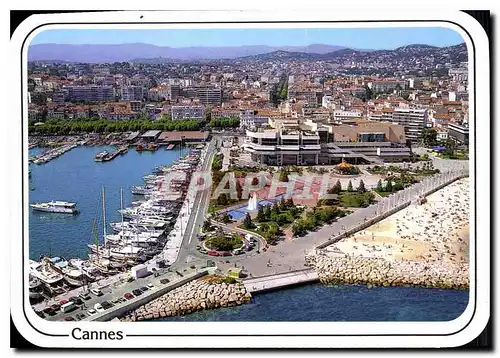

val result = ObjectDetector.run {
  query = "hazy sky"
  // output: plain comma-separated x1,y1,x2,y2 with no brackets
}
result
31,27,464,49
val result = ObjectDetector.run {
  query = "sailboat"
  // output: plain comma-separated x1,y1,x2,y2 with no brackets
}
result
87,186,124,275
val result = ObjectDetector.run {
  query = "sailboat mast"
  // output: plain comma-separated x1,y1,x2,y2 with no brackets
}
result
102,186,107,244
120,187,124,226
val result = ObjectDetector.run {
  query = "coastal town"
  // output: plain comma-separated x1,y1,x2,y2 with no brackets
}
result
27,39,470,322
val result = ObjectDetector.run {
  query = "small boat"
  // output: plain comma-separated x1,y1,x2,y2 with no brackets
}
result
165,144,175,150
147,144,159,151
136,145,144,152
94,150,109,162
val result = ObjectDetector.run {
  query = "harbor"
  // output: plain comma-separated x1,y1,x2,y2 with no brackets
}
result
28,142,204,310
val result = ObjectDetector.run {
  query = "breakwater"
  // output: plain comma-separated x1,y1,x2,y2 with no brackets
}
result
306,254,469,289
120,277,252,321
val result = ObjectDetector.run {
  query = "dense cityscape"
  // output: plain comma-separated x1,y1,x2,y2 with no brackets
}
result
27,39,470,324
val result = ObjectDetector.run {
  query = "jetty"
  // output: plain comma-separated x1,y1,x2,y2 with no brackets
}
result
30,144,78,165
243,269,318,293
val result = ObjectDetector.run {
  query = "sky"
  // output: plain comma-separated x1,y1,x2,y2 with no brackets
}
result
30,27,464,49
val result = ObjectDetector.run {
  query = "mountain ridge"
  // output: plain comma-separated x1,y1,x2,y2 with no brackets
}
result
27,42,464,63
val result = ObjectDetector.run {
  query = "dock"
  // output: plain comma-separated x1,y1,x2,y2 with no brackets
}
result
243,269,319,293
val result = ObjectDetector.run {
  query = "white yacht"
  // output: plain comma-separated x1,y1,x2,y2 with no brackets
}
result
29,259,65,295
30,201,79,214
49,257,85,287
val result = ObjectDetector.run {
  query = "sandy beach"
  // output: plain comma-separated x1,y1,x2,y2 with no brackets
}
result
329,178,470,265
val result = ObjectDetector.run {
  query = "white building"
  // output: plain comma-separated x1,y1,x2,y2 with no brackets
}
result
392,108,429,143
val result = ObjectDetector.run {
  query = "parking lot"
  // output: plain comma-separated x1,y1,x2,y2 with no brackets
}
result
37,267,199,322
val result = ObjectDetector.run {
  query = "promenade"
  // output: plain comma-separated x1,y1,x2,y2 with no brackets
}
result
218,169,469,278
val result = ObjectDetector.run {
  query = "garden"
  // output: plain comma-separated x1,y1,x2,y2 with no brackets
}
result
205,234,244,252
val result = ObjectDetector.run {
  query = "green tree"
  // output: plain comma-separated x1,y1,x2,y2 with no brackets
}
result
256,206,266,222
357,180,366,193
279,170,289,182
242,213,255,229
421,128,438,147
347,180,354,192
376,179,383,192
264,205,272,220
279,197,287,211
202,220,212,232
385,180,393,193
220,212,232,224
333,180,342,194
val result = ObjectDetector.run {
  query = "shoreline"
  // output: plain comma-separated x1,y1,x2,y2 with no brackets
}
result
307,178,470,290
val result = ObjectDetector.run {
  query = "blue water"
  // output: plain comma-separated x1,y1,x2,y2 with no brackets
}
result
29,147,470,322
227,210,247,220
160,283,469,322
28,146,185,260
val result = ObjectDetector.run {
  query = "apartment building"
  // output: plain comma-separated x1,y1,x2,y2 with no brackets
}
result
63,85,114,103
171,105,205,120
197,87,222,106
392,108,428,143
121,86,145,101
333,110,363,122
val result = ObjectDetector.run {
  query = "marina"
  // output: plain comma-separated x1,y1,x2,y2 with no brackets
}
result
29,143,202,306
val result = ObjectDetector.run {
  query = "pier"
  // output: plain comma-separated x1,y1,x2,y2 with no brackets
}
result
243,269,318,293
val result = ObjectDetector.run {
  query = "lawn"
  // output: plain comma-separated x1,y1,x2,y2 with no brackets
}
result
338,191,375,208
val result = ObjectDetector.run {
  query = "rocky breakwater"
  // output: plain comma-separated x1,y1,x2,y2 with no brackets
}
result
306,254,469,289
120,277,252,321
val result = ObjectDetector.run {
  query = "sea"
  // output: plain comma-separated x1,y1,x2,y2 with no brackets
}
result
28,145,469,322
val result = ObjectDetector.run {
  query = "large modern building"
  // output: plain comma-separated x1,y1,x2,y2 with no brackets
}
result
447,123,469,145
63,85,114,103
121,86,145,101
392,108,429,143
197,87,222,106
243,119,410,166
171,106,205,120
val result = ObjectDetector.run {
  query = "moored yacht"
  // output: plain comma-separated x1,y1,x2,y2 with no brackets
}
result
49,257,85,287
29,258,65,295
30,201,79,214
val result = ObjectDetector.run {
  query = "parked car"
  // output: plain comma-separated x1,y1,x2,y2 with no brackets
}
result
90,288,103,296
42,307,54,315
76,313,87,320
160,279,170,284
35,310,45,318
69,296,83,305
94,303,105,313
64,316,75,321
221,252,232,257
132,289,142,296
147,283,155,290
59,299,69,305
124,292,135,300
50,304,60,312
101,301,113,310
139,286,149,292
207,250,218,256
87,308,97,316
